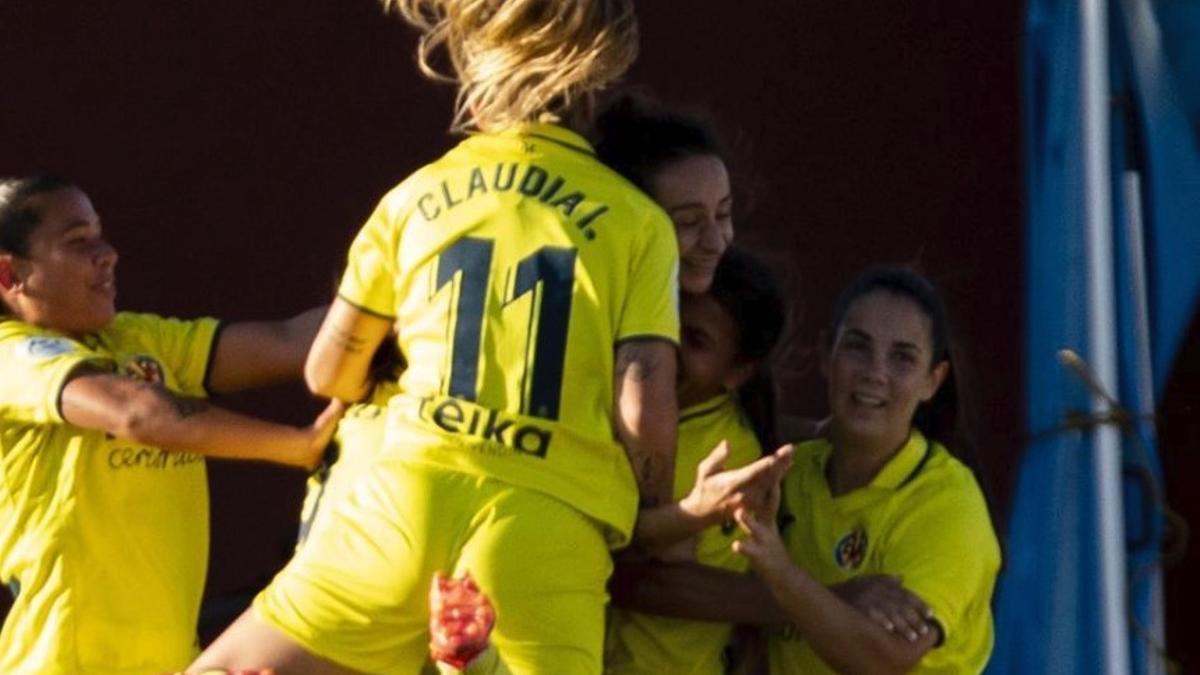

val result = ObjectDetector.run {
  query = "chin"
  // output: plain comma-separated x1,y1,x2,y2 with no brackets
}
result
73,308,116,335
679,271,714,295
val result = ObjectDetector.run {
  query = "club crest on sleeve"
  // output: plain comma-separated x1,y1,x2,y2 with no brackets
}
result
123,355,165,385
834,528,869,570
20,336,76,361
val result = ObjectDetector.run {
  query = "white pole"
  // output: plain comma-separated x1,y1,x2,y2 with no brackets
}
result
1122,169,1165,675
1081,0,1130,671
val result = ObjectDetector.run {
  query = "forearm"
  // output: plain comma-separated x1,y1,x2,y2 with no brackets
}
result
62,374,319,468
760,565,932,674
128,397,315,467
609,560,787,624
613,339,678,506
630,499,709,552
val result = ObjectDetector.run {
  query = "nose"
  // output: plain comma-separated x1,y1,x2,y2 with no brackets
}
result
94,239,118,269
860,351,887,384
698,217,727,253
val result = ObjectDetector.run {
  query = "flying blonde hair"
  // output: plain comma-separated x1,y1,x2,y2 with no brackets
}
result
382,0,638,132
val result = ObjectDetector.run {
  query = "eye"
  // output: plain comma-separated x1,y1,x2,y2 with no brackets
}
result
891,350,918,365
682,327,710,350
843,339,868,352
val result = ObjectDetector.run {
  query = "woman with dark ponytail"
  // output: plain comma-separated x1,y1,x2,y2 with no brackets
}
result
734,266,1001,674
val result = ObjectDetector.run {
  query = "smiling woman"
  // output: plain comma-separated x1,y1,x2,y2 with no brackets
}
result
595,95,734,294
0,176,340,675
732,266,1002,674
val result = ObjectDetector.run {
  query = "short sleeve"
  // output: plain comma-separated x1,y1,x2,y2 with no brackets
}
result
0,326,110,425
107,313,221,397
337,200,399,319
616,210,679,344
881,473,1000,645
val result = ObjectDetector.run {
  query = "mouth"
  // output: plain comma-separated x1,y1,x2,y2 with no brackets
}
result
92,276,116,296
850,392,887,409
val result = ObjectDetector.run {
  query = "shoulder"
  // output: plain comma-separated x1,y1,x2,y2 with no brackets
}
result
894,443,998,551
0,319,84,359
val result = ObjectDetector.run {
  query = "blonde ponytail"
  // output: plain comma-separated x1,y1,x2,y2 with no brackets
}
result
383,0,638,132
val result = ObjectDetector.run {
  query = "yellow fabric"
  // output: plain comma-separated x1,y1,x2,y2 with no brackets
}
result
296,381,398,550
605,393,762,675
768,431,1001,674
0,312,219,675
337,123,680,547
257,461,612,675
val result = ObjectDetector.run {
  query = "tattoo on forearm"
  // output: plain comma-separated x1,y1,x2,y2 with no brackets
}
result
171,395,211,419
628,450,663,507
331,325,368,354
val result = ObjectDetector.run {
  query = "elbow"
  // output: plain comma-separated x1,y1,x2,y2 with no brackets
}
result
109,389,176,444
840,635,924,675
303,358,341,399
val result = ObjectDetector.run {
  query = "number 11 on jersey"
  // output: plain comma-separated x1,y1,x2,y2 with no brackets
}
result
434,236,577,421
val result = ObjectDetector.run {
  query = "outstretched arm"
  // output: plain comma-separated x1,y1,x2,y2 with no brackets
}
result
206,305,329,394
631,442,794,553
62,369,342,469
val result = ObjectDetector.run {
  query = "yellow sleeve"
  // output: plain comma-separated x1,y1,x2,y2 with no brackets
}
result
337,199,399,319
0,326,109,425
616,211,680,343
109,313,221,397
882,472,1000,644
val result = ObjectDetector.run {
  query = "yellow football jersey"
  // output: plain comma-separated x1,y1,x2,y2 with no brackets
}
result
338,122,680,546
604,392,761,675
0,313,218,675
295,381,398,549
768,431,1001,674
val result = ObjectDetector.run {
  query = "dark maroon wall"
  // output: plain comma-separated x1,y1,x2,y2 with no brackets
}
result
0,0,1037,641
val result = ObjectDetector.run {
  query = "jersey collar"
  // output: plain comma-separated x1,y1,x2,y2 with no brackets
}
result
679,391,735,424
500,123,596,157
815,428,931,495
867,429,930,490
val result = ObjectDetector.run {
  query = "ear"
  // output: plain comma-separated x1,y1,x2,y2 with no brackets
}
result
0,255,16,291
921,361,951,402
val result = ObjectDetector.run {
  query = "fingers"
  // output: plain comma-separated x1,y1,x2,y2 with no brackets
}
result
696,440,730,478
721,451,789,492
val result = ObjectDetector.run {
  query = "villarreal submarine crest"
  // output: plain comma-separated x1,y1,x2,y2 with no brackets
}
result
123,355,165,385
834,527,869,570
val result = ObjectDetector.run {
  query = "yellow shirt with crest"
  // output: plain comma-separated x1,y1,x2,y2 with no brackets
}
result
605,392,761,675
337,123,680,547
768,430,1001,674
0,313,219,675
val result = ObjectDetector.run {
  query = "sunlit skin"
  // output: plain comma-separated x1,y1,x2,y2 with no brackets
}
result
821,290,949,495
649,154,733,294
0,187,117,337
676,292,751,409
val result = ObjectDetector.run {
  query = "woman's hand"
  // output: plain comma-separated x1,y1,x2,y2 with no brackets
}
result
293,399,347,470
832,575,935,644
679,442,794,527
730,483,793,585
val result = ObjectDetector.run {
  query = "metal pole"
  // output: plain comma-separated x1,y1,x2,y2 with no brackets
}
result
1123,169,1165,675
1081,0,1130,671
